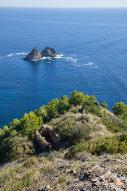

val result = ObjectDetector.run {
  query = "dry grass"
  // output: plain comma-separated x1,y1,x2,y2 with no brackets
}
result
0,157,40,191
0,152,127,191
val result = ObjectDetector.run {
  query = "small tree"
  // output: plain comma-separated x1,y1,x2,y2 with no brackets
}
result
3,125,9,133
57,117,90,145
36,105,47,122
0,129,5,137
101,101,108,109
112,102,127,116
46,99,60,120
2,125,10,138
22,112,42,138
57,96,70,114
0,135,34,163
9,118,21,132
69,91,88,106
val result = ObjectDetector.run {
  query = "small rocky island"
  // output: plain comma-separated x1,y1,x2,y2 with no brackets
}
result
24,47,58,61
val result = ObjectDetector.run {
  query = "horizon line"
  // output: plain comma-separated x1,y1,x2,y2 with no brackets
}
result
0,6,127,9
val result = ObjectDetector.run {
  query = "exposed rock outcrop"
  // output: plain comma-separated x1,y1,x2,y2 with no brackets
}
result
24,47,42,61
35,131,51,151
24,47,58,61
35,125,61,151
41,47,57,58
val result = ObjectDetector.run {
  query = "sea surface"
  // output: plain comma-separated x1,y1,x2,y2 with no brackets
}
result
0,8,127,127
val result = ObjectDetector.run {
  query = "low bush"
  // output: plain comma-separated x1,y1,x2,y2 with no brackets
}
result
112,102,127,116
83,97,101,116
9,118,21,131
101,101,108,109
69,91,89,106
36,105,48,122
102,114,127,133
67,135,127,158
57,117,91,145
1,91,127,164
117,134,127,143
46,99,60,120
0,135,34,163
57,96,70,114
102,117,122,133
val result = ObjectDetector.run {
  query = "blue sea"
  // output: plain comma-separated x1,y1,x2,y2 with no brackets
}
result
0,8,127,127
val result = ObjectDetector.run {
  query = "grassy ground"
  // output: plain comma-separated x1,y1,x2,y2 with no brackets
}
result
0,151,127,191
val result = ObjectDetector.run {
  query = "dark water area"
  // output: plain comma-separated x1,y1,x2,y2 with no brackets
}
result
0,8,127,126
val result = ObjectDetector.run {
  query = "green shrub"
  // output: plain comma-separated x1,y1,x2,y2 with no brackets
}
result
57,117,90,145
71,108,78,114
112,102,127,116
2,91,127,164
46,99,60,120
57,96,70,114
37,96,70,121
101,101,108,109
69,91,101,116
67,136,127,158
69,91,89,106
9,118,21,130
10,130,18,136
36,105,47,122
102,117,123,133
117,134,127,143
3,125,9,132
0,120,21,140
2,125,10,137
102,112,127,132
0,135,34,163
83,97,101,116
21,112,42,138
0,128,5,137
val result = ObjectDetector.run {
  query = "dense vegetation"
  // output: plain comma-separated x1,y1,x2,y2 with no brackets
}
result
0,91,127,164
67,134,127,158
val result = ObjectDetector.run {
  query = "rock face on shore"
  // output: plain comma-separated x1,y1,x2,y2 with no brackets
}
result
24,47,42,61
24,47,58,61
41,47,57,58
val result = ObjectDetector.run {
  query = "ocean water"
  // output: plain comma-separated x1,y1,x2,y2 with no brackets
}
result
0,8,127,127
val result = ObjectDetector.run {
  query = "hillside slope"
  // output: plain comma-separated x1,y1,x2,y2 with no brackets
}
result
0,91,127,191
0,151,127,191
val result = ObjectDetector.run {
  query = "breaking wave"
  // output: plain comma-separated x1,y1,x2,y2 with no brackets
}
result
67,60,97,68
5,51,77,64
4,51,97,68
85,61,95,66
29,54,77,63
64,56,77,63
6,52,28,57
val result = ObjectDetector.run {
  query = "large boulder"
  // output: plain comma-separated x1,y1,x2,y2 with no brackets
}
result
24,47,42,61
41,47,57,58
35,131,51,151
35,125,61,152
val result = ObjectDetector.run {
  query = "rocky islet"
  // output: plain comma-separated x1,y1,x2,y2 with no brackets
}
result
24,47,58,61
